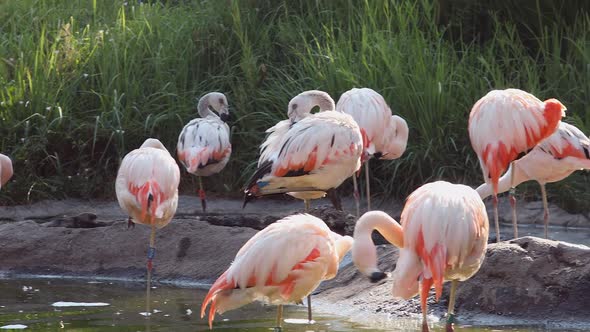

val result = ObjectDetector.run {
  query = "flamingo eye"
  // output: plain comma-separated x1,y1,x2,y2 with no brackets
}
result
291,104,298,110
219,98,224,105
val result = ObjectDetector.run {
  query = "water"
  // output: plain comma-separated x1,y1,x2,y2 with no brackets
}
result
0,278,584,332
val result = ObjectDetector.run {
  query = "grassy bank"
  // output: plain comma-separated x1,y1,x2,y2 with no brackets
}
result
0,0,589,211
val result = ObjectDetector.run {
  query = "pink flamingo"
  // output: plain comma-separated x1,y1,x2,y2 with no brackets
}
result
0,154,13,189
468,88,565,241
115,138,180,314
477,122,590,238
336,88,408,215
201,214,353,330
177,92,231,212
352,181,489,332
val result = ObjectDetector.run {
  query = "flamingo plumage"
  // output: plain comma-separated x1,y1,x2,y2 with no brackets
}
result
201,214,353,330
0,153,13,189
476,122,590,239
244,101,364,208
336,88,408,216
177,92,231,212
468,88,565,241
115,138,180,315
352,181,489,332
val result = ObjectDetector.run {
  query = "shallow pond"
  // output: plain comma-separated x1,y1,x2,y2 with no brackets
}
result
0,278,584,331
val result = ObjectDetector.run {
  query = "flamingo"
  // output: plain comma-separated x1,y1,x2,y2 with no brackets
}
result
177,92,231,212
244,99,365,212
0,154,13,189
468,88,565,242
336,88,409,216
352,181,489,332
115,138,180,315
200,213,353,330
476,122,590,239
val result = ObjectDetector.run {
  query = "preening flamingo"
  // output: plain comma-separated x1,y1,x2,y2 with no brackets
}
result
244,102,364,211
201,214,353,330
0,154,13,189
477,122,590,239
177,92,231,212
115,138,180,314
468,88,565,241
336,88,408,216
352,181,489,332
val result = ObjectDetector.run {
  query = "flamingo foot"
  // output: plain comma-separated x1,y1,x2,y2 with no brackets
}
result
446,314,455,332
127,217,134,229
199,189,207,213
422,321,429,332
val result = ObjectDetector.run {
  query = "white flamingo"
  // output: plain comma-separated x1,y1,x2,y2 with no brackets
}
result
258,90,337,208
476,122,590,238
177,92,231,212
336,88,408,215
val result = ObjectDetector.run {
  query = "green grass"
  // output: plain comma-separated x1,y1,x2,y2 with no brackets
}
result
0,0,589,211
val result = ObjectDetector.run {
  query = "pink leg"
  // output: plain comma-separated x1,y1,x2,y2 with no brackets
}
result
492,195,501,242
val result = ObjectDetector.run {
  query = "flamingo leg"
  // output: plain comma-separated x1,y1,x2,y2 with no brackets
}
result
364,159,371,211
127,216,135,229
352,176,360,218
274,304,283,331
446,280,458,332
303,199,313,323
540,183,549,239
509,161,518,239
420,277,434,332
492,194,501,242
146,223,156,317
198,176,207,213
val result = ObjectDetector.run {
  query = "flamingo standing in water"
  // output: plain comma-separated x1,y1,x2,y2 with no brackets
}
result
115,138,180,315
177,92,231,212
201,214,353,330
352,181,489,332
476,122,590,239
468,88,565,241
336,88,409,216
0,154,13,189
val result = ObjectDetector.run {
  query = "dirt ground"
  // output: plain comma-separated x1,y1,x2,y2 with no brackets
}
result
1,195,589,330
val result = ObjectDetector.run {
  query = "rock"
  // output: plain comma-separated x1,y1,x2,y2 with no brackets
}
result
44,213,109,228
314,236,590,328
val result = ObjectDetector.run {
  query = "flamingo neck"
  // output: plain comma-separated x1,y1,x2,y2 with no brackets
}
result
352,211,403,277
197,96,215,118
476,162,528,199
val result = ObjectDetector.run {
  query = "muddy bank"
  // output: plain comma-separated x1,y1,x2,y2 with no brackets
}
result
1,196,590,330
314,237,590,330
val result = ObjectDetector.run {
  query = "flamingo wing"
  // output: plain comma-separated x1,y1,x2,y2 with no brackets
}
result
115,145,180,226
244,111,363,197
177,117,231,174
536,122,590,160
258,119,292,167
201,214,338,327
